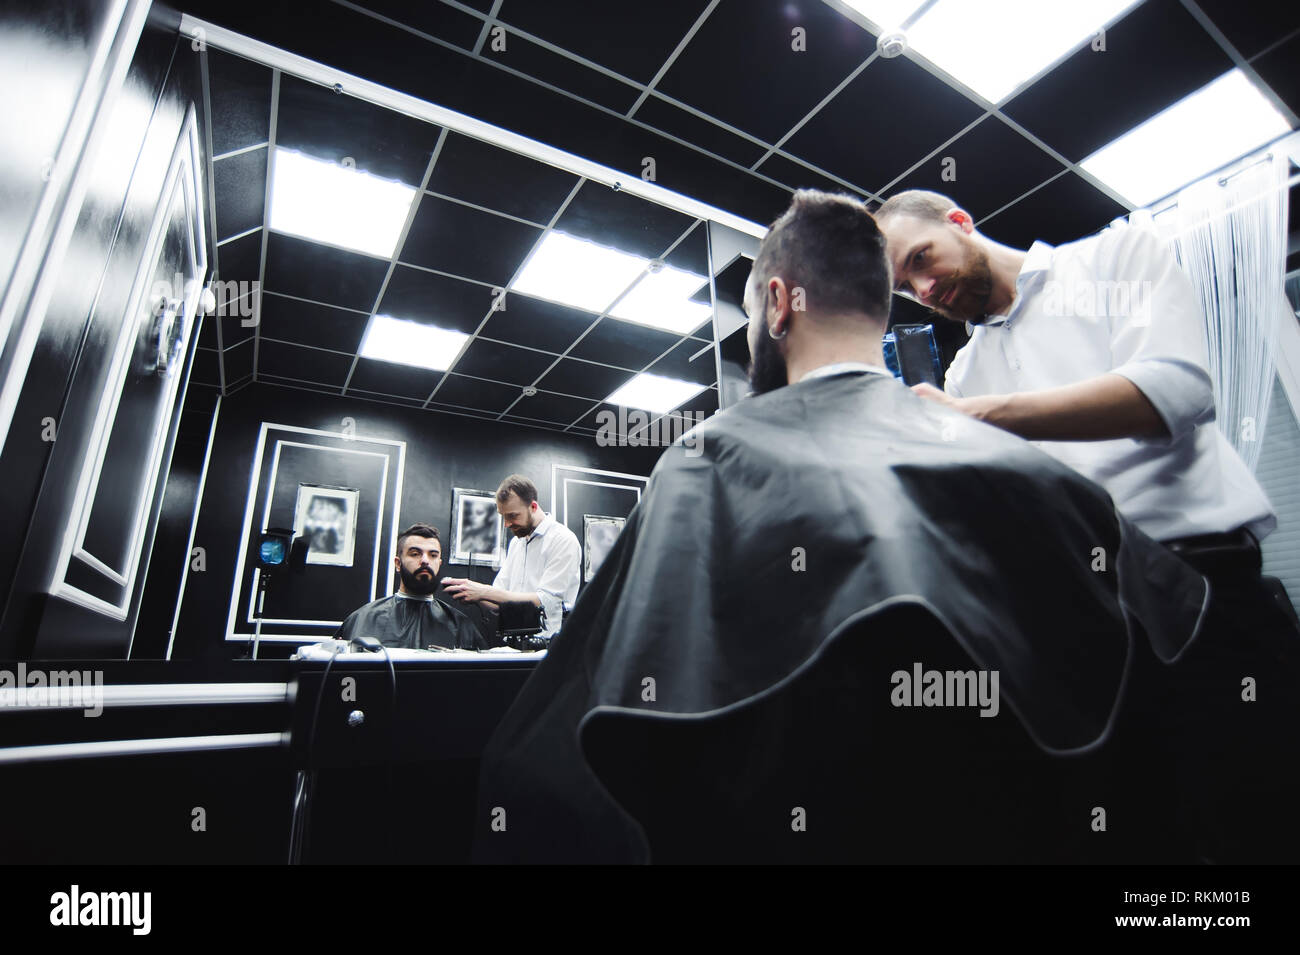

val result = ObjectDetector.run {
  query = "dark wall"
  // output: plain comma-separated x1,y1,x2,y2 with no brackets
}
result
155,382,663,660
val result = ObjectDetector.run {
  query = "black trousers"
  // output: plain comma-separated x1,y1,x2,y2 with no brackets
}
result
1154,534,1300,862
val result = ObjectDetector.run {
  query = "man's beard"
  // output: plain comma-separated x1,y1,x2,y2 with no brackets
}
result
747,327,788,396
933,240,995,325
400,564,438,595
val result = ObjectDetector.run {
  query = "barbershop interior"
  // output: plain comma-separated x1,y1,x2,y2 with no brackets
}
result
1,0,1298,871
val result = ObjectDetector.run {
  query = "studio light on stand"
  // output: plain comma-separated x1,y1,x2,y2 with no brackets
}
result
250,527,307,659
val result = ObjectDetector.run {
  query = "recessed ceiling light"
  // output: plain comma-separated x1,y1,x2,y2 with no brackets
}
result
605,372,708,413
609,265,712,335
268,147,418,258
849,0,1139,104
1080,69,1290,208
359,315,469,371
512,231,647,314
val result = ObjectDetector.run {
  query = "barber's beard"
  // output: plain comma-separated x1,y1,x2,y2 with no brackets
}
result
935,241,995,325
747,328,788,396
400,564,438,596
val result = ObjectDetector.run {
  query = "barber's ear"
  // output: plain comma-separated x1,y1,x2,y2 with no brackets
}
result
947,208,974,233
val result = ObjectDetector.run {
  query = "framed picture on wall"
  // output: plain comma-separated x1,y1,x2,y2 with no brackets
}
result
451,487,503,566
293,484,360,567
583,515,626,582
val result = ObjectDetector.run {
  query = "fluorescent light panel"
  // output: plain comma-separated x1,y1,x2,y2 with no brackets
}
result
1080,69,1290,208
848,0,1139,104
269,147,418,258
606,373,707,413
360,315,469,371
513,231,711,334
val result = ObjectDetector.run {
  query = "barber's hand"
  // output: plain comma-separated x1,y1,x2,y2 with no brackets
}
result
911,382,1002,425
440,577,489,603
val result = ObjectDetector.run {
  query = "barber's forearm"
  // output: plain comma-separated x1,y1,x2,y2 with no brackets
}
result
485,587,540,606
979,374,1170,441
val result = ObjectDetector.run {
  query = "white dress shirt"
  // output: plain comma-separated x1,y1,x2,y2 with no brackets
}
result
492,512,580,637
945,225,1275,542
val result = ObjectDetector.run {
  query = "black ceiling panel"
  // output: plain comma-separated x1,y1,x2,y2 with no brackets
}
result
205,48,271,156
1252,33,1300,118
554,180,696,258
497,0,712,85
426,132,579,225
754,151,867,199
655,0,875,145
346,357,443,399
348,0,486,51
258,293,367,354
215,228,261,283
506,389,598,426
452,337,556,385
257,339,354,386
1001,0,1234,163
400,195,543,285
262,232,390,312
483,28,641,114
645,337,716,387
222,336,254,385
1190,0,1300,60
632,95,769,168
536,358,633,400
377,264,493,334
432,374,521,413
568,317,683,370
478,292,599,353
883,115,1066,220
784,54,984,194
662,220,711,276
191,347,220,387
274,72,442,186
977,172,1129,250
211,148,266,240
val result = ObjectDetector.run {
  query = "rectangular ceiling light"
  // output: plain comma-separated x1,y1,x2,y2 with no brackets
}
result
269,147,418,258
606,372,708,414
512,231,648,314
359,315,470,371
849,0,1139,104
608,265,713,335
1080,69,1291,208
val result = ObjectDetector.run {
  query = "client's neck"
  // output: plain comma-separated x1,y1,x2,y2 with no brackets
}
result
786,327,887,386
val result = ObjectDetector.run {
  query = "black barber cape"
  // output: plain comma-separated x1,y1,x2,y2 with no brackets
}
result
474,370,1208,863
335,592,486,651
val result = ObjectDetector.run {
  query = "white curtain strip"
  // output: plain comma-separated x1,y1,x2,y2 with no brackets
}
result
1134,152,1292,473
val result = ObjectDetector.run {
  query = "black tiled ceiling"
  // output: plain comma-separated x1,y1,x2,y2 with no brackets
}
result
1001,0,1234,163
191,0,1297,436
885,115,1065,221
654,0,875,145
211,147,265,239
496,0,711,85
377,264,493,334
783,53,984,193
400,195,543,284
427,132,579,224
262,233,389,311
346,357,442,399
205,48,271,155
275,73,442,185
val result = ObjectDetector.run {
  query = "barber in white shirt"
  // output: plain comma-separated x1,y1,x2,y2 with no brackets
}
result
441,474,580,640
876,188,1299,862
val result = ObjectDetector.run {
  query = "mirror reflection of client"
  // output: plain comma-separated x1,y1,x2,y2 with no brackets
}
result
334,523,486,650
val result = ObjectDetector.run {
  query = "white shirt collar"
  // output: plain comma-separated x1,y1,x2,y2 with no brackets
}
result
801,361,894,382
980,240,1054,329
526,512,553,541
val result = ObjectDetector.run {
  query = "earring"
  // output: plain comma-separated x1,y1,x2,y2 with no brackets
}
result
768,324,787,341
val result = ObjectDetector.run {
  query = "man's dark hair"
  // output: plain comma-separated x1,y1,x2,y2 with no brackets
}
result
496,474,539,507
875,189,959,227
396,522,440,554
746,189,892,320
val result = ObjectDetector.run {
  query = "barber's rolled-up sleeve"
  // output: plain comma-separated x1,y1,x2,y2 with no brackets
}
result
535,532,580,625
1103,227,1216,442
